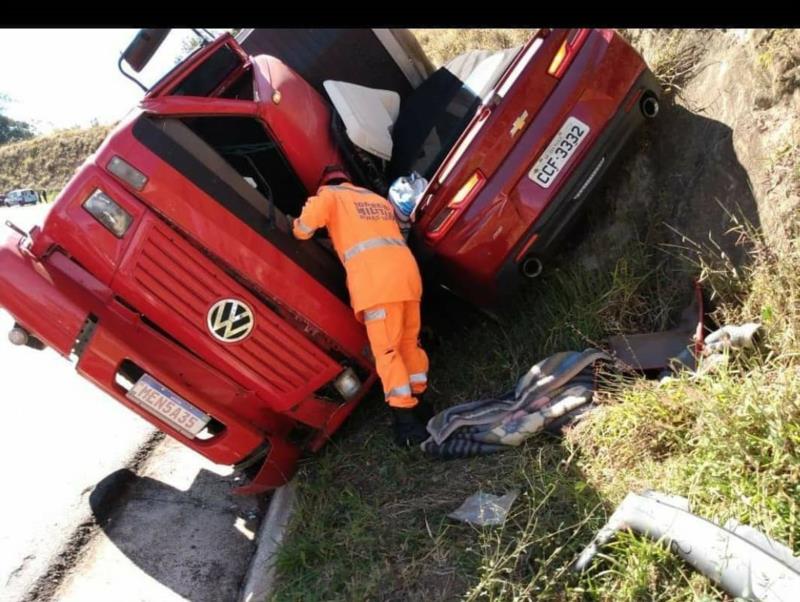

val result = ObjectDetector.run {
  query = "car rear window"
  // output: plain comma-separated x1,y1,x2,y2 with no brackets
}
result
389,68,481,181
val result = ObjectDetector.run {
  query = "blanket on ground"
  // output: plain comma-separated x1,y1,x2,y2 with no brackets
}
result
421,349,610,458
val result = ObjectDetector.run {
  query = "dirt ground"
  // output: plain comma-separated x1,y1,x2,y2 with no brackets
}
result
577,29,800,275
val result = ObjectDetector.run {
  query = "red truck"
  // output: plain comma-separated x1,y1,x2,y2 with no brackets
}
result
0,29,659,493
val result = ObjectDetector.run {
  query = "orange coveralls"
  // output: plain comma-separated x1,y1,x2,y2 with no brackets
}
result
292,183,428,408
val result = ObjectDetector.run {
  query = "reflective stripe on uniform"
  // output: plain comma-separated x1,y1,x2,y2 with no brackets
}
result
385,384,412,399
326,184,374,195
295,219,314,234
409,372,427,384
343,237,406,262
363,308,387,322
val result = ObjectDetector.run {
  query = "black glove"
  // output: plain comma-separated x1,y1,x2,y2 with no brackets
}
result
392,407,429,448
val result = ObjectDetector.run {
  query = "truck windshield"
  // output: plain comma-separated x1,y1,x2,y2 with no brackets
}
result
389,68,481,181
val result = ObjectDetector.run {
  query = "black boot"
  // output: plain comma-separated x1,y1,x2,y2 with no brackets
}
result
412,397,435,424
392,407,429,448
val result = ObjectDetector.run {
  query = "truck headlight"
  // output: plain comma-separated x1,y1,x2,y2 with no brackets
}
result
82,189,133,238
334,368,361,400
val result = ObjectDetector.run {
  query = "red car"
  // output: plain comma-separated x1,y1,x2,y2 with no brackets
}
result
398,28,659,305
0,29,657,493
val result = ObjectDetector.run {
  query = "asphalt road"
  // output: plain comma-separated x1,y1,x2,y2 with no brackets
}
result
1,204,263,602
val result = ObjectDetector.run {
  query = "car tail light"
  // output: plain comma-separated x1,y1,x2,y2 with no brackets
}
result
547,29,590,78
427,171,486,237
448,171,485,207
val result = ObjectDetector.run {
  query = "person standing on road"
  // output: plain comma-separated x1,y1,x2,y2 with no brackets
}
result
292,173,432,447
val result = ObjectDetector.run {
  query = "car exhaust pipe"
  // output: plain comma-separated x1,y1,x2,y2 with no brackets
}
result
520,255,543,279
640,94,659,119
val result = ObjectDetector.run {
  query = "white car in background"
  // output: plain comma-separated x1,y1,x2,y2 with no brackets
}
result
3,189,40,206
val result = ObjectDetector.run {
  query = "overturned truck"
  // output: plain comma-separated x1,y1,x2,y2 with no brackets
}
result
0,28,659,493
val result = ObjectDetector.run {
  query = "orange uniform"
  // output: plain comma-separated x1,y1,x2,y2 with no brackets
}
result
292,183,428,408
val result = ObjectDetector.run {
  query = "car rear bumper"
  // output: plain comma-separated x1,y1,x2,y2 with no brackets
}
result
494,68,662,295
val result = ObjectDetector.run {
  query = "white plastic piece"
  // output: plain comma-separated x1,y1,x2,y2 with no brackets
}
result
448,490,519,527
574,490,800,601
323,80,400,161
444,46,521,100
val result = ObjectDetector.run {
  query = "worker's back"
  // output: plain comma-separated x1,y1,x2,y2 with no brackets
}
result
297,183,422,314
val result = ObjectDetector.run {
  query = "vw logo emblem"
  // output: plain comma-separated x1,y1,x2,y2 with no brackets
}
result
207,299,255,343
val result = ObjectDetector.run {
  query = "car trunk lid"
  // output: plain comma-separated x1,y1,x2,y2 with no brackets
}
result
412,29,587,239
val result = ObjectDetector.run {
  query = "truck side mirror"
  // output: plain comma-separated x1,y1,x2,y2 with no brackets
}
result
122,29,170,73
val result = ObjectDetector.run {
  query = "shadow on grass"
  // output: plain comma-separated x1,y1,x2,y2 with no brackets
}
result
569,98,761,288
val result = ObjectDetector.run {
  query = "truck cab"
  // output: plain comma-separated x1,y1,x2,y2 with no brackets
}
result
1,33,380,494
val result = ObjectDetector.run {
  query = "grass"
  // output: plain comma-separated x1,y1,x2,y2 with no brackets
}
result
270,208,800,600
645,30,702,97
0,124,112,192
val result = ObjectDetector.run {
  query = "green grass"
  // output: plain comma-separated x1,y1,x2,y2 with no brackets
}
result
270,216,800,601
0,124,112,191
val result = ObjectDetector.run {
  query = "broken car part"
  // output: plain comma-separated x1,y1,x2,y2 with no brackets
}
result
609,280,704,371
573,490,800,601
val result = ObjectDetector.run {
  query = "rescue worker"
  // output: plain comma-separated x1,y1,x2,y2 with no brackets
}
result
292,173,432,447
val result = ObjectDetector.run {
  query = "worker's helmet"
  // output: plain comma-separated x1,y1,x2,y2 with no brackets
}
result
319,165,350,187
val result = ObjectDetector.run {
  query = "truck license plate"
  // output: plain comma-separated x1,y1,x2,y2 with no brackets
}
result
126,373,211,439
528,116,590,189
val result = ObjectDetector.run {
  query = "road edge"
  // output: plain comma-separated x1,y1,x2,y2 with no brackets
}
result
18,430,164,602
238,481,297,602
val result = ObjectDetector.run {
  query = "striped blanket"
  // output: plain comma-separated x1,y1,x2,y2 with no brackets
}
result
421,349,610,458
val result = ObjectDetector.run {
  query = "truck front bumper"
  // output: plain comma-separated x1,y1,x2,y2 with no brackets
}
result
0,233,375,494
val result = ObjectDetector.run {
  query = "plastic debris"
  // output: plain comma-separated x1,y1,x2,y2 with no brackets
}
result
448,490,520,527
661,322,761,380
388,172,427,238
609,280,704,371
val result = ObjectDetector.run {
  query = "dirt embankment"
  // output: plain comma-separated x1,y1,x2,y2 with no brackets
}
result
0,124,113,192
576,29,800,272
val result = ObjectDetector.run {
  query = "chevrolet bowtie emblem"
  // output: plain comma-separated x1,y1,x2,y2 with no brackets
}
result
510,110,529,137
207,299,255,343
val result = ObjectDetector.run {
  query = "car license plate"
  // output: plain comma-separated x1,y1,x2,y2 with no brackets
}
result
126,373,211,439
528,116,591,189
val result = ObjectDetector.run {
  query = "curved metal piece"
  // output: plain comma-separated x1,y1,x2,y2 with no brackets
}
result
232,436,301,496
573,490,800,601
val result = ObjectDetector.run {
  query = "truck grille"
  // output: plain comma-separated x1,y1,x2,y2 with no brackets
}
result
129,222,339,398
